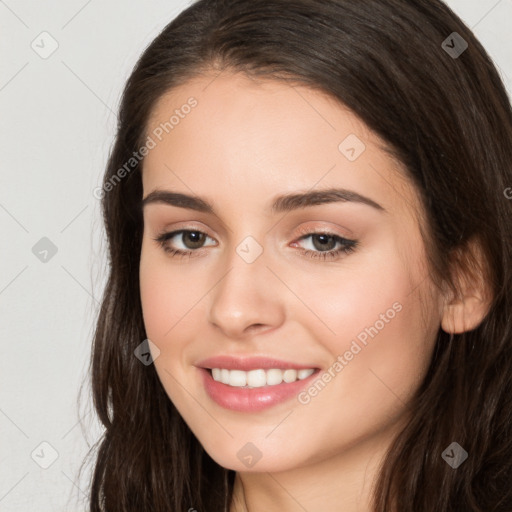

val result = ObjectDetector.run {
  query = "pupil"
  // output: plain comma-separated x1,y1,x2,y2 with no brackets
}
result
313,234,335,251
185,231,205,248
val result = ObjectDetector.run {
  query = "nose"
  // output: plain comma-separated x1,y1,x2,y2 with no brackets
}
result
207,246,286,339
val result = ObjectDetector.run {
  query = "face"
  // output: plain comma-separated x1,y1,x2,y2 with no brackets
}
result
139,71,443,473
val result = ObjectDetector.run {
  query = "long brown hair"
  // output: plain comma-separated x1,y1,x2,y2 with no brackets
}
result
79,1,512,510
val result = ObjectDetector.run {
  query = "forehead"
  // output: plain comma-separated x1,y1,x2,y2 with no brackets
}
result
142,71,421,221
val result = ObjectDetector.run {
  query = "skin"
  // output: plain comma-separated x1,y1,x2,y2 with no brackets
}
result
139,71,489,511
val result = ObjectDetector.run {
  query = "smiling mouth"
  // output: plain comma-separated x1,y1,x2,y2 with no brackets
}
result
205,367,320,388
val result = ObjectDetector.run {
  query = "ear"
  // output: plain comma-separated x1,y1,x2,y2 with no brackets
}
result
441,237,493,334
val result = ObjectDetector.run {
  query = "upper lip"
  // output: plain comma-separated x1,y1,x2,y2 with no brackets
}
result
196,355,320,371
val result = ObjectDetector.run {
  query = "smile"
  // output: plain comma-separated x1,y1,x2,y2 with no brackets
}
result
210,368,316,388
199,367,321,412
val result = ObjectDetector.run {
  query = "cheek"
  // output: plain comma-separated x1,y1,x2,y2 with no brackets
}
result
289,240,412,339
139,249,203,408
297,241,434,398
139,244,203,342
284,258,436,456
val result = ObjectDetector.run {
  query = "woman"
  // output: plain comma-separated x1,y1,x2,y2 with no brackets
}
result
82,0,512,510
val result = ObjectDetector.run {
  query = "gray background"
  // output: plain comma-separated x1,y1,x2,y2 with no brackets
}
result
1,0,511,510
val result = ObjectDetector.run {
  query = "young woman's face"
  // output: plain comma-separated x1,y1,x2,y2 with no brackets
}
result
139,71,443,472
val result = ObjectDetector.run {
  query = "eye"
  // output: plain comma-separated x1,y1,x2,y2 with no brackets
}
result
153,229,216,258
152,228,358,261
291,229,358,261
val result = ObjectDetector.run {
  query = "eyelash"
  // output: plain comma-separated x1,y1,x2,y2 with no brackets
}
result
153,227,358,261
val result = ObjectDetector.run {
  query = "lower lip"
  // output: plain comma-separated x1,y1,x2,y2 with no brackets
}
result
199,367,320,412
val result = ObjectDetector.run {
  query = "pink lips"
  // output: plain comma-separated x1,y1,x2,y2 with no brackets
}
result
196,354,319,371
196,355,320,412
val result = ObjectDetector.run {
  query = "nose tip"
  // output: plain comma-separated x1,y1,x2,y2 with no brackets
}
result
210,312,272,339
207,262,286,339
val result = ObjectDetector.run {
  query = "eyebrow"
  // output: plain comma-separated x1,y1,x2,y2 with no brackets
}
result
141,188,387,214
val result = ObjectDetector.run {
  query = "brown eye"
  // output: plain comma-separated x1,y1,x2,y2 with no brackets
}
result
310,234,338,252
181,231,206,249
153,229,216,257
293,231,358,261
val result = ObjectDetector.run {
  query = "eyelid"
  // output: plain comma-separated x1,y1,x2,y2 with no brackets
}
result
157,221,216,238
293,223,354,240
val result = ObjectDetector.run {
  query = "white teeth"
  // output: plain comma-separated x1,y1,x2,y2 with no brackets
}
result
229,370,247,387
266,368,283,386
220,368,230,384
297,368,315,380
210,368,316,388
247,369,266,387
283,369,297,383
